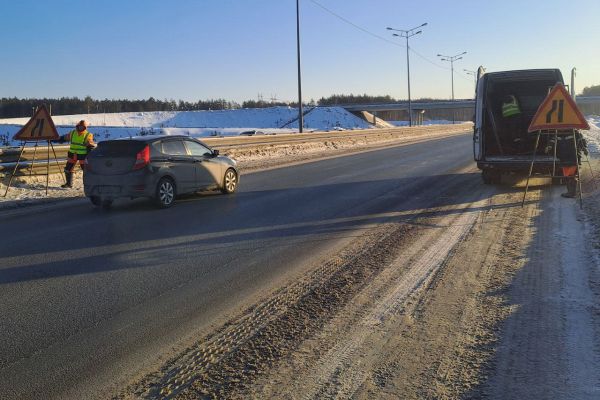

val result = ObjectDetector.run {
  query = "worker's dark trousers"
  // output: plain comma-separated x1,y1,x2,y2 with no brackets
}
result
566,177,579,196
63,152,86,187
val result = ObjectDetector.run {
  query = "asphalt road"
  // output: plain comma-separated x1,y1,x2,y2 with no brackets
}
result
0,133,475,399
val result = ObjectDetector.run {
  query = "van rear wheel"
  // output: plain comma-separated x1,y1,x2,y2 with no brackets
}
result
101,199,113,210
482,169,500,184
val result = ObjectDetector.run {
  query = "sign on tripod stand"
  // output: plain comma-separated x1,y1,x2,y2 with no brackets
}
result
3,105,64,197
522,83,591,208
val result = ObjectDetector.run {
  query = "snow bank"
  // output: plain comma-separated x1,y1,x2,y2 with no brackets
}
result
584,116,600,154
0,106,373,147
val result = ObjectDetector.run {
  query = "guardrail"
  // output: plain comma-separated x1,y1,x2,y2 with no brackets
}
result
1,124,473,177
0,145,69,176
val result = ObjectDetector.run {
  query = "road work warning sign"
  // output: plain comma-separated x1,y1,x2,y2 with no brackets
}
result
13,105,60,141
528,83,590,132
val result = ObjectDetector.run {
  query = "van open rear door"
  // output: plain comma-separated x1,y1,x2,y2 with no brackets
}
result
473,66,486,161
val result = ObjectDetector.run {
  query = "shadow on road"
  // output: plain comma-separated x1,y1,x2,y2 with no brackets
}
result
0,171,531,285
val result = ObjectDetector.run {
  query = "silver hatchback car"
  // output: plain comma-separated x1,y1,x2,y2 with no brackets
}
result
83,135,239,208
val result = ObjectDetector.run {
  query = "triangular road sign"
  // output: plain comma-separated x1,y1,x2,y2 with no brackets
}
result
528,83,590,132
13,105,60,141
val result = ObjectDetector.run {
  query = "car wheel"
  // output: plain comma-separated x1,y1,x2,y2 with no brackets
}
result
155,177,176,208
89,196,101,206
221,168,238,194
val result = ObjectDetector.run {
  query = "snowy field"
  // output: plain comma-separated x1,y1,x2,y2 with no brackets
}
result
0,106,373,147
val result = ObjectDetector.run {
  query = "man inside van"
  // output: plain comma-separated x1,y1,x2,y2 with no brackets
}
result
501,95,522,150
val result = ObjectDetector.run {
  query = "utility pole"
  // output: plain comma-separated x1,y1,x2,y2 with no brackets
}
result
438,51,467,124
571,67,577,100
296,0,304,133
387,23,427,127
463,69,477,89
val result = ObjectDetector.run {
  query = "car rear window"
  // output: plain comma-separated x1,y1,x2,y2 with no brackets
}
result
91,140,147,157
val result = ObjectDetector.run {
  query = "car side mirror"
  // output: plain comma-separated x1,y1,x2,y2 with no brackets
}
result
213,149,220,156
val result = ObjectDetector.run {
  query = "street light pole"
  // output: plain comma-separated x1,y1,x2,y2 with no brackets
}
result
387,23,427,127
463,69,477,87
464,68,477,98
296,0,304,133
437,51,467,124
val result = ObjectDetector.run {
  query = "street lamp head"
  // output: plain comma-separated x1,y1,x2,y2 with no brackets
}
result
437,54,442,57
421,22,428,27
386,27,393,30
415,30,422,35
393,33,400,37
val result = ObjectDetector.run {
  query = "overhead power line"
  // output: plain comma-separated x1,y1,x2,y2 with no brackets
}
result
308,0,473,82
309,0,400,47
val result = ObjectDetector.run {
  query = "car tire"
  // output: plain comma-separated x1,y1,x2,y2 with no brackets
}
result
155,177,176,208
221,168,238,194
89,196,101,206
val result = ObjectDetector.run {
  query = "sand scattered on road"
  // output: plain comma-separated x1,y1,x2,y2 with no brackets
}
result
118,165,538,400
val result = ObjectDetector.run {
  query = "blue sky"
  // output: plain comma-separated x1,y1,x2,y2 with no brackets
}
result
0,0,598,102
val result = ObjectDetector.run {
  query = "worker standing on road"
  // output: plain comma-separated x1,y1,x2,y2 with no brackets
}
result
501,95,523,150
553,131,588,198
59,120,96,188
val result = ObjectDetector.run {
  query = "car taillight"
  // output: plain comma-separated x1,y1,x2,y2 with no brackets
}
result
133,145,150,170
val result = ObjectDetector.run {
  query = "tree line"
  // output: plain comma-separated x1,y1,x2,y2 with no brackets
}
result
0,96,242,119
0,92,514,119
581,85,600,96
1,87,597,119
0,96,312,118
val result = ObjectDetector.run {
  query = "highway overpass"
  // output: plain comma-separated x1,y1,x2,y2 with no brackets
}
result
341,96,600,113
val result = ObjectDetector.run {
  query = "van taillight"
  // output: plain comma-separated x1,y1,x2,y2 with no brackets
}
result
133,145,150,170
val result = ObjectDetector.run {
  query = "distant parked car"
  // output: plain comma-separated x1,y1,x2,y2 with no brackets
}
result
239,130,265,136
83,135,238,209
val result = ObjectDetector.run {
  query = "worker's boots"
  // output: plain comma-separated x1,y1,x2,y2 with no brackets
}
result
561,178,579,198
61,171,73,188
